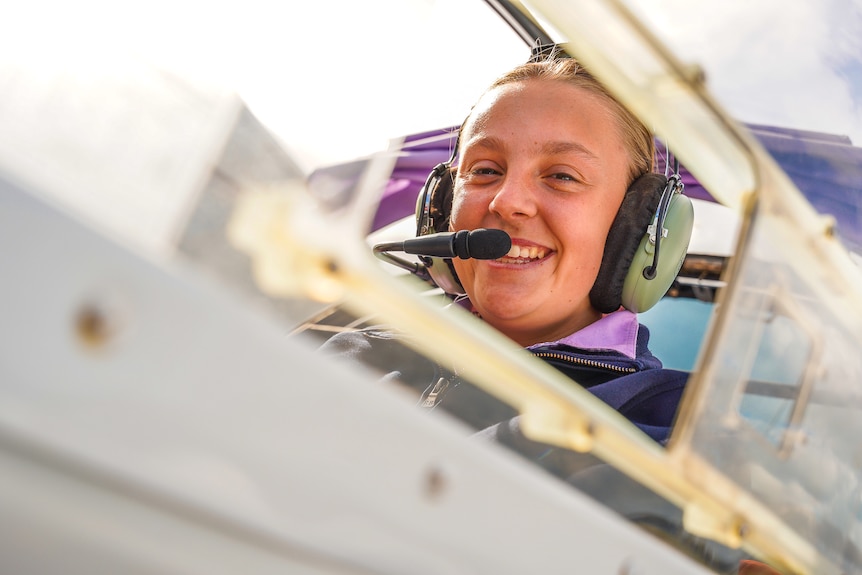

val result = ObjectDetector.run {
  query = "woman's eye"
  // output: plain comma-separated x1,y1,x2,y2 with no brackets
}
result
549,172,577,182
472,167,501,176
461,165,502,182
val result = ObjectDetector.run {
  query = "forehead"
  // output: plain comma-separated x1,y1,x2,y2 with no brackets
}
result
458,80,630,171
461,79,620,141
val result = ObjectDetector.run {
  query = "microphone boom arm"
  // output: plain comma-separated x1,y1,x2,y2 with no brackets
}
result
372,244,433,282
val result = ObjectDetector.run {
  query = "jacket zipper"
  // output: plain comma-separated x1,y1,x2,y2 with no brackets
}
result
421,377,451,408
531,351,637,374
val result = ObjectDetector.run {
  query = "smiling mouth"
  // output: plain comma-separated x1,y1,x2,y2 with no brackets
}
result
497,244,549,264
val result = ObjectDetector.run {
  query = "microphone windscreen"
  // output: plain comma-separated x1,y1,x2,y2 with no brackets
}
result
467,229,512,260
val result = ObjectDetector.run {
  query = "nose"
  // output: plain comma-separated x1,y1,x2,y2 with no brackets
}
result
488,172,538,221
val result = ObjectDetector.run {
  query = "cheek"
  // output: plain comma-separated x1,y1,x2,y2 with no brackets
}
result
449,188,483,230
449,190,465,229
451,257,475,293
555,205,614,268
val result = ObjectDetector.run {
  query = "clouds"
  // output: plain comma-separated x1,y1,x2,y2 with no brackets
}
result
627,0,862,143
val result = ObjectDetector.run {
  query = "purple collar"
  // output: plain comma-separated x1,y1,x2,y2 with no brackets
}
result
526,310,640,359
451,297,640,359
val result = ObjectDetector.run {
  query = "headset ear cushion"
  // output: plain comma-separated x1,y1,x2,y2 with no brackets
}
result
590,173,667,314
423,256,466,296
416,166,465,295
428,167,456,233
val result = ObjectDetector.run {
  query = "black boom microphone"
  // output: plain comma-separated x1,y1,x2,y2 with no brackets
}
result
373,229,512,279
402,229,511,259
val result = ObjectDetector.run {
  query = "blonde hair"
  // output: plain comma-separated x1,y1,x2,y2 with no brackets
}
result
469,58,654,184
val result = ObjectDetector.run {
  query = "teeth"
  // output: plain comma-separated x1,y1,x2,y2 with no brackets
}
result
501,245,548,262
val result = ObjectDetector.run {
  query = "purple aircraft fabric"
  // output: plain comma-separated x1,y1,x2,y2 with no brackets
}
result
371,128,459,233
313,124,862,253
744,124,862,252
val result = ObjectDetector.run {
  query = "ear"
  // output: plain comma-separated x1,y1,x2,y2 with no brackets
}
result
589,173,667,313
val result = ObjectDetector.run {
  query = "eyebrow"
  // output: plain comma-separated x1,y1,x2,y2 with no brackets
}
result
540,140,598,159
465,136,598,160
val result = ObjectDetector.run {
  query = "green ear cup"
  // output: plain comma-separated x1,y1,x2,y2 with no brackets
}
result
620,192,694,313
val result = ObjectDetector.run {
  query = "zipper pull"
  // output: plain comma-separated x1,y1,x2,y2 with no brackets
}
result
421,377,450,408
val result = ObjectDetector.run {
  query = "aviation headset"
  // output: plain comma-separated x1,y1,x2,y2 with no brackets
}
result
413,48,693,314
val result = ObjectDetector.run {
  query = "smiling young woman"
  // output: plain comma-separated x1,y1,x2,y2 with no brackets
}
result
447,57,655,348
324,55,684,441
450,78,633,346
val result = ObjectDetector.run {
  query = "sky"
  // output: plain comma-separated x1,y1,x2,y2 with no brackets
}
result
0,0,525,172
2,0,861,173
629,0,862,143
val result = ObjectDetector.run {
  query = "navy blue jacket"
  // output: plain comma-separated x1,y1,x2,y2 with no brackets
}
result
524,325,688,443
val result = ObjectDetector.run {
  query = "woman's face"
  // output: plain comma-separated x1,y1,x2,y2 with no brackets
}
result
450,79,632,346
